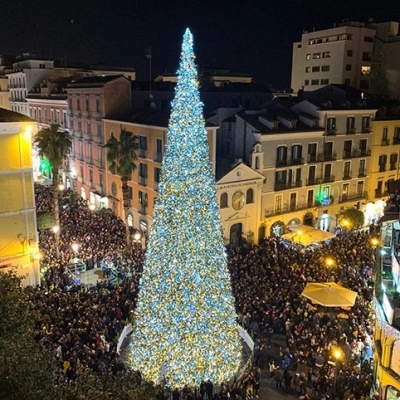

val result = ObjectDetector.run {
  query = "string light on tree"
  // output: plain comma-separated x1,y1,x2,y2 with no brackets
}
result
128,28,241,388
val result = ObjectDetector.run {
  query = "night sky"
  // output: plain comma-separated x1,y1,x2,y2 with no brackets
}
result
1,0,400,88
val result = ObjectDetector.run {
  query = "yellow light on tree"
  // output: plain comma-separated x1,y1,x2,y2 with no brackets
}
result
128,28,241,388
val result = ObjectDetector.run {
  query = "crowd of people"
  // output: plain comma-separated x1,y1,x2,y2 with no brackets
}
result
28,184,379,399
227,233,377,399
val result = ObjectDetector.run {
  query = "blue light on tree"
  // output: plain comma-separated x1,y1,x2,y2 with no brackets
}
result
128,28,241,388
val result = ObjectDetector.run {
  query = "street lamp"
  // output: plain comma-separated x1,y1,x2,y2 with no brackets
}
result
71,243,80,274
88,203,95,211
133,231,142,251
332,348,342,398
297,230,303,245
58,183,65,191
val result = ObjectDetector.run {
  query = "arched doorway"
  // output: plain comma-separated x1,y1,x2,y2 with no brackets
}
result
270,221,285,237
230,223,242,245
303,212,314,226
258,224,266,243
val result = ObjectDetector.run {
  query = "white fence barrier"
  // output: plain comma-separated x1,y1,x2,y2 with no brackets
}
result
117,323,254,355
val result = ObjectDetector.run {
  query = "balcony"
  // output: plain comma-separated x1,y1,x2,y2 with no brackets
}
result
94,159,105,169
139,176,147,186
362,127,371,133
343,172,352,180
81,110,88,117
346,128,356,134
138,149,147,158
93,135,104,144
139,205,147,215
393,137,400,145
83,132,93,141
326,128,337,136
381,139,390,146
342,149,371,159
322,175,335,183
307,154,317,163
375,189,388,198
89,111,102,120
358,170,366,177
274,180,302,191
154,152,163,163
339,191,367,203
320,152,337,162
265,201,319,217
306,178,318,186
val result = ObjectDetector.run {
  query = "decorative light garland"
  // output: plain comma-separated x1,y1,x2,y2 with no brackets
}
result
128,28,241,388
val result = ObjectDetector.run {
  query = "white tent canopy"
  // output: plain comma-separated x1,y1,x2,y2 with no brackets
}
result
281,224,335,247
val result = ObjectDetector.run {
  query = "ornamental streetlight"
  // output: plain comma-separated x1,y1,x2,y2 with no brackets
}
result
332,348,342,397
133,231,142,251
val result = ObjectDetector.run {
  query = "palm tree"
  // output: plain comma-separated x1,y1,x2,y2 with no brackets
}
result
34,124,72,258
104,129,138,246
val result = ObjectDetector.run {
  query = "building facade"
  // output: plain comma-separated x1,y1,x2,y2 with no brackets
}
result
291,21,399,94
103,110,218,237
65,75,132,205
230,98,378,238
0,109,39,286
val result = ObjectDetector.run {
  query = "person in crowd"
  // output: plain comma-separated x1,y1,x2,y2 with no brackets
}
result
31,184,378,399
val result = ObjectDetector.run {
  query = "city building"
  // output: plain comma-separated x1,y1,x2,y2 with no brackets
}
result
368,109,400,220
227,91,378,238
0,108,39,286
65,75,132,205
103,109,218,236
216,161,265,244
373,184,400,398
291,21,399,94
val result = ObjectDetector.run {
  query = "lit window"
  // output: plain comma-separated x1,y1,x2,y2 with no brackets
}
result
361,66,371,75
322,51,331,58
305,67,310,73
306,54,311,60
313,53,321,59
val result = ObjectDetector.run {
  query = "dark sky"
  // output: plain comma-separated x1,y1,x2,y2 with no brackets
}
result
1,0,400,88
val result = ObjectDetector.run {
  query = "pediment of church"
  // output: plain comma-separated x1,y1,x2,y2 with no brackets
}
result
216,162,264,186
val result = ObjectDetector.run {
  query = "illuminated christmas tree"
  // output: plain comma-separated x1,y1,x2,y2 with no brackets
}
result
129,28,241,388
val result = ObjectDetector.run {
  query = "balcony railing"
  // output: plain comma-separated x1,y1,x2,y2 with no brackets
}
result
346,128,356,134
322,175,335,183
154,152,163,163
139,176,147,186
320,152,337,162
358,170,366,177
362,127,372,133
326,128,337,136
265,201,319,217
393,137,400,145
139,205,147,215
94,159,105,169
339,191,367,203
138,149,147,158
381,139,390,146
307,154,317,163
342,172,352,180
375,189,388,198
342,149,371,159
274,180,302,191
93,135,104,144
